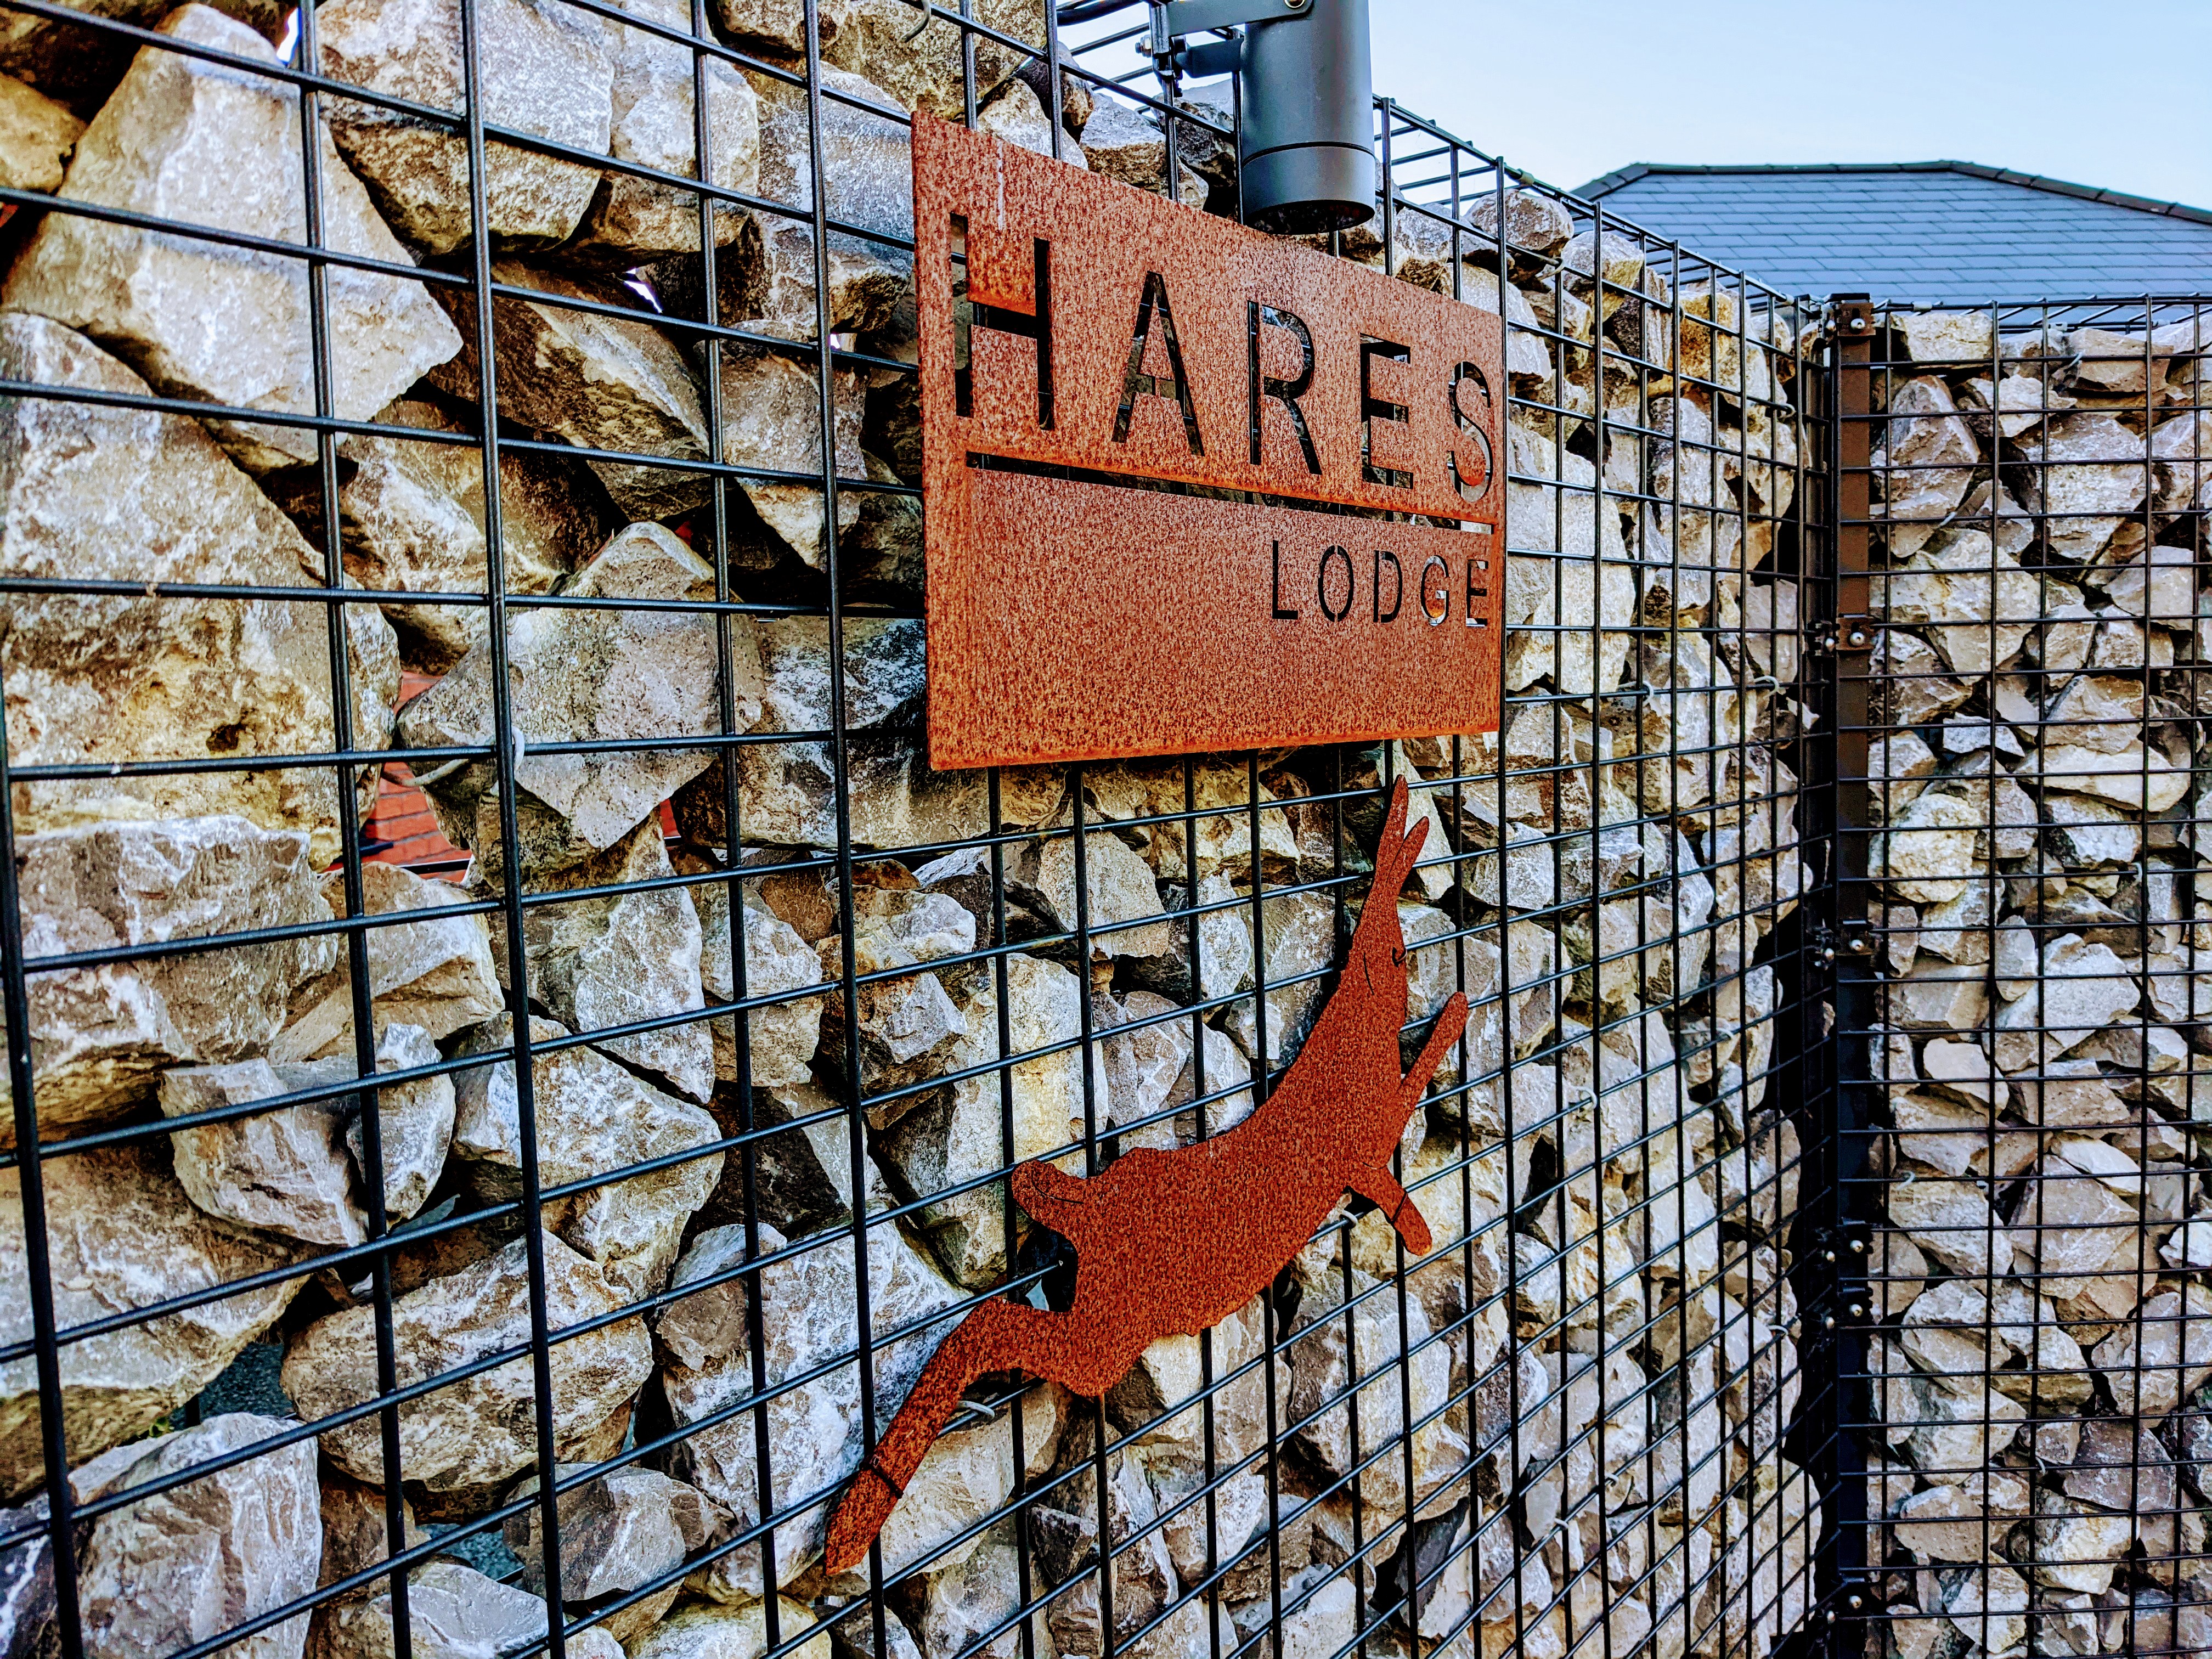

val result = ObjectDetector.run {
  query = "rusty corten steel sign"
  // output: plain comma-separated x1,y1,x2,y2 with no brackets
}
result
914,115,1507,771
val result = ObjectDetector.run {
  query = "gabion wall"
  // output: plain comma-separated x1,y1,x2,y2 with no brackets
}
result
1854,302,2212,1657
0,5,1824,1659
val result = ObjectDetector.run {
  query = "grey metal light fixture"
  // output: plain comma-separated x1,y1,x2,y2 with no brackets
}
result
1219,0,1375,234
1078,0,1375,234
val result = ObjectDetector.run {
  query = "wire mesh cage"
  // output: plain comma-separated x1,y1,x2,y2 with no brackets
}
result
0,3,1832,1658
1832,296,2212,1658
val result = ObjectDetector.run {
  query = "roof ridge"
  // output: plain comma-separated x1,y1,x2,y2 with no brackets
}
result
1571,159,2212,227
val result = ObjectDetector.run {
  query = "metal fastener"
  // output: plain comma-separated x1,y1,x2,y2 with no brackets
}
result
1846,628,1869,647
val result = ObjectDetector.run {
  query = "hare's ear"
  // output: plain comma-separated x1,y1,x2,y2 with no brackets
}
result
1374,777,1429,894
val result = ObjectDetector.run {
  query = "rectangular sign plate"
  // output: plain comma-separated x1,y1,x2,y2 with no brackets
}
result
916,115,1506,771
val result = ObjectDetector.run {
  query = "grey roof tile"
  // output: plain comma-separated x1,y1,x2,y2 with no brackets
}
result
1572,162,2212,302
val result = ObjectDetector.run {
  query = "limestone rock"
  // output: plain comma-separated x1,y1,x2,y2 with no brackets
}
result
1080,98,1206,206
0,1492,57,1657
1885,1173,2013,1279
2094,1286,2212,1418
346,1025,458,1224
1222,890,1335,1070
2029,1505,2133,1596
1993,934,2138,1073
562,0,759,266
1888,1485,1993,1564
402,523,740,856
677,617,986,853
496,817,714,1101
427,262,713,518
0,0,284,114
504,1464,728,1600
2023,414,2152,563
714,345,866,567
318,0,613,256
320,1559,625,1659
3,7,460,472
276,863,504,1064
317,1476,426,1601
1873,629,1970,726
633,1599,828,1659
1884,530,2040,675
1937,1563,2028,1651
1874,377,1977,557
878,953,1100,1285
977,77,1075,162
1893,311,1995,364
281,1230,653,1493
160,1052,367,1248
1870,792,1981,905
662,1219,964,1589
1468,187,1573,257
273,397,612,674
1897,1370,2023,1472
2068,325,2170,394
0,316,399,866
650,209,910,346
1076,761,1301,885
749,65,911,246
1009,833,1172,960
1127,876,1254,1006
0,1145,308,1499
2062,1417,2175,1514
820,0,1041,121
76,1413,320,1659
9,816,337,1142
452,1013,723,1298
1285,1256,1461,1527
692,874,828,1090
0,72,78,190
2028,741,2187,812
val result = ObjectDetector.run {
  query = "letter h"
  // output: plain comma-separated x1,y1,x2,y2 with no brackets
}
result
952,213,1053,428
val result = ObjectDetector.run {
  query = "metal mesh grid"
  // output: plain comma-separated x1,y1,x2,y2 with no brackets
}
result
1835,297,2212,1658
0,5,1829,1659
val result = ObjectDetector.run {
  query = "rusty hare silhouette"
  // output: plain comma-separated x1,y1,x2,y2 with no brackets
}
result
823,778,1469,1572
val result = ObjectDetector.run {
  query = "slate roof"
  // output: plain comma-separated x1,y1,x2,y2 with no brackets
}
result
1571,161,2212,305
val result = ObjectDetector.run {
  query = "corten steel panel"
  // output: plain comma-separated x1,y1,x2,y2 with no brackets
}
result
914,115,1506,769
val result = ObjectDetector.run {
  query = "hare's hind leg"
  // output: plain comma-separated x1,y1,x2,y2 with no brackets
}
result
823,1298,1068,1573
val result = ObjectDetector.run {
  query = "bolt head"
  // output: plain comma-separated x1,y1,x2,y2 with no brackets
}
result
1848,1595,1865,1612
1848,1302,1866,1319
1846,317,1869,331
1847,629,1869,646
1822,1314,1836,1330
1847,936,1872,953
1823,1249,1836,1263
1850,1239,1866,1253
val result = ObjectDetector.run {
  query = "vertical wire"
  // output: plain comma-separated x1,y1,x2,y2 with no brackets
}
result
0,385,83,1659
804,0,890,1621
290,1,414,1645
455,0,569,1641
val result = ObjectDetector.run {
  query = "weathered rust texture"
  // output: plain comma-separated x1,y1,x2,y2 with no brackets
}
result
930,468,1502,769
915,115,1506,769
821,781,1468,1572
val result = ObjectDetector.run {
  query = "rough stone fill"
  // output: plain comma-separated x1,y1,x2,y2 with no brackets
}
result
0,10,1823,1658
1864,306,2212,1657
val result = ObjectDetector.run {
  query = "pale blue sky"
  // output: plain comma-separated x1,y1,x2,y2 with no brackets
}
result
1070,0,2212,209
